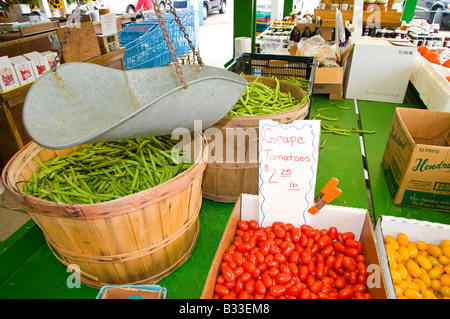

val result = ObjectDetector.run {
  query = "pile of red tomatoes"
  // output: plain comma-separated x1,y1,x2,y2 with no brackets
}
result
213,220,373,299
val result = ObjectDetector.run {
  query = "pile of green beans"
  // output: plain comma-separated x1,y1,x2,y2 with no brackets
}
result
23,135,192,205
227,77,311,117
282,76,310,91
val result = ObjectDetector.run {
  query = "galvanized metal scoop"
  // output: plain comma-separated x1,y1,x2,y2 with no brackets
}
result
23,62,248,149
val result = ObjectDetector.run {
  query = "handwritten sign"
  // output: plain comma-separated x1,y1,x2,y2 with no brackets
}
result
100,13,117,36
258,119,321,227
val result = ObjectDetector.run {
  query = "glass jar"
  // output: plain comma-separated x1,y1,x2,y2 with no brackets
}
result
397,30,407,39
377,0,388,11
445,36,450,48
364,0,376,11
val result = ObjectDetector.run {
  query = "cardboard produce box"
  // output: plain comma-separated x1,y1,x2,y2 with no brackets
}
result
375,215,450,299
292,22,352,100
345,37,417,103
201,194,388,299
382,108,450,212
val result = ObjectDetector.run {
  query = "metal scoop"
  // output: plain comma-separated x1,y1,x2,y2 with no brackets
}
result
22,62,247,149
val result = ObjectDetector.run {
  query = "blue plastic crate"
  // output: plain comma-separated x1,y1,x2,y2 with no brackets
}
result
119,11,198,70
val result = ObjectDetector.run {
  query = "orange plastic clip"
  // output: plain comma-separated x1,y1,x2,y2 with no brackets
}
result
314,177,339,203
308,187,342,215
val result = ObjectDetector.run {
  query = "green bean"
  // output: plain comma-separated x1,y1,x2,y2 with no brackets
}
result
22,135,192,205
227,77,310,117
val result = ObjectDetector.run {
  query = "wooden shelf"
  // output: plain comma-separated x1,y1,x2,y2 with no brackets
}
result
314,9,402,28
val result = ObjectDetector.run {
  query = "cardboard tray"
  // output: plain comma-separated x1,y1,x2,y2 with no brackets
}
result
374,215,450,299
201,194,388,299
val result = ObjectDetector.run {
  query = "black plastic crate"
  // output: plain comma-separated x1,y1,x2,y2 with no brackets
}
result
227,53,317,94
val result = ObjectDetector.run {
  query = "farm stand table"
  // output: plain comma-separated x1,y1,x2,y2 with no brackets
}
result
0,94,372,299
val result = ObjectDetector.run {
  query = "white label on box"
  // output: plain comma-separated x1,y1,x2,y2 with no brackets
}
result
258,119,321,227
101,13,117,36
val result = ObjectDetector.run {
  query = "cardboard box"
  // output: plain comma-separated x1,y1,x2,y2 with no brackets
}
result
375,215,450,299
382,108,450,212
345,37,417,103
23,51,50,78
0,56,20,92
9,55,36,86
99,42,119,54
97,33,119,47
201,194,388,299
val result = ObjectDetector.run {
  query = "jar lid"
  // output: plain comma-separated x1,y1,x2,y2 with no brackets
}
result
376,0,388,3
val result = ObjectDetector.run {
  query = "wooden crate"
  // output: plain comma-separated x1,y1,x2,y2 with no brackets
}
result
56,22,101,63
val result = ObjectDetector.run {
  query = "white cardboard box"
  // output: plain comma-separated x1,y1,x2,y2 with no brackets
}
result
0,56,20,92
375,215,450,299
345,37,417,103
40,51,58,70
23,51,50,78
201,194,389,299
9,55,36,86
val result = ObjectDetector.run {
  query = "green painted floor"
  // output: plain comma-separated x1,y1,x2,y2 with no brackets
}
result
0,89,448,299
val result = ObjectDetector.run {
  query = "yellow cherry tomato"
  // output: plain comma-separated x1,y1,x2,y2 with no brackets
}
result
398,280,407,290
444,264,450,275
439,240,450,249
418,250,428,258
422,289,437,299
439,255,450,266
419,268,432,288
397,263,408,280
405,280,420,292
413,278,427,292
431,279,442,293
406,260,421,278
386,241,399,251
404,288,423,299
394,284,403,297
407,242,419,259
398,246,410,262
443,246,450,258
417,240,428,251
391,268,403,284
441,273,450,287
385,235,397,245
427,244,443,258
416,254,432,270
397,233,409,246
427,255,442,267
429,265,444,280
441,286,450,298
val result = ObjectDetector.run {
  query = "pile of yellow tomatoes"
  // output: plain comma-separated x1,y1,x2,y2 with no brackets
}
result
385,233,450,299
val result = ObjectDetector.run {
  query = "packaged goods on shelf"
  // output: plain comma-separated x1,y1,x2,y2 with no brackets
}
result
22,51,51,79
0,56,20,92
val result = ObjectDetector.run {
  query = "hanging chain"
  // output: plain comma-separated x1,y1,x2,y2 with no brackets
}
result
165,0,204,67
152,0,187,88
52,27,71,72
52,4,81,72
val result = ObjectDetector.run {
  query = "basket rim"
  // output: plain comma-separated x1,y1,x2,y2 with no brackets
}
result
1,133,208,219
212,75,310,126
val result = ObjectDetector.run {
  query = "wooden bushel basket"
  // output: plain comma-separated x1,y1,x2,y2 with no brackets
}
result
2,133,207,288
201,75,310,203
